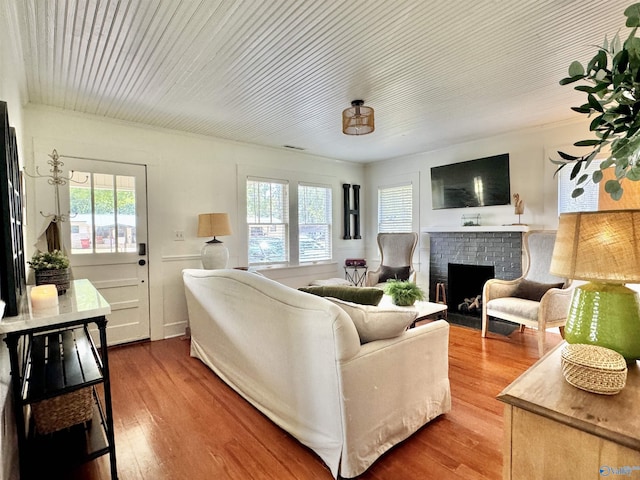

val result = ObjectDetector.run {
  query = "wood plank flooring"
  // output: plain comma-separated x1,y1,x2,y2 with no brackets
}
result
66,324,562,479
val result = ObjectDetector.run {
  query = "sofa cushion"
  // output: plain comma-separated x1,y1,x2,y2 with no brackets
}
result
512,279,564,302
299,286,384,306
327,298,417,343
378,265,411,283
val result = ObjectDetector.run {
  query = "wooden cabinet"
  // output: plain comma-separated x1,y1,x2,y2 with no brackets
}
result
498,343,640,480
1,280,117,479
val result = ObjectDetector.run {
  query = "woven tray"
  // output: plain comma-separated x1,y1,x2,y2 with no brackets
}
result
561,344,627,395
31,387,93,434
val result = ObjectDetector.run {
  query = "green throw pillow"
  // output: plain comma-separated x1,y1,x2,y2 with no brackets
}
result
299,285,384,306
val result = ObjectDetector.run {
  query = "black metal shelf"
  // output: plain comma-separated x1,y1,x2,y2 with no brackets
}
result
5,317,118,479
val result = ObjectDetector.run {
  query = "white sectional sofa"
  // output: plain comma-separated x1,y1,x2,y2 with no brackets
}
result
182,268,451,478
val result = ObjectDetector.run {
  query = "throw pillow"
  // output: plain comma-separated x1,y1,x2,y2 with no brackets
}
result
298,285,384,306
378,265,411,283
512,279,565,302
327,298,417,343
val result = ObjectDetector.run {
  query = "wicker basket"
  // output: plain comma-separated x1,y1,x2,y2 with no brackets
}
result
560,343,627,395
31,387,93,434
35,268,70,295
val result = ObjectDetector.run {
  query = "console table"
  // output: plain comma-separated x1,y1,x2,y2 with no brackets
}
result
498,342,640,480
0,279,118,479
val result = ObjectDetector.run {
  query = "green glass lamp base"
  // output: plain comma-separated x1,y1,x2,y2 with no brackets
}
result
565,282,640,363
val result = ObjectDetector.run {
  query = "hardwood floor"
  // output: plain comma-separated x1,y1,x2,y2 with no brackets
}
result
66,324,562,480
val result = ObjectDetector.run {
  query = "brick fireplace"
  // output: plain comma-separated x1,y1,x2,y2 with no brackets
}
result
426,229,525,305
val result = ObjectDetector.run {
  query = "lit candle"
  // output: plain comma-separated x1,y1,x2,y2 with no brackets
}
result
30,284,59,311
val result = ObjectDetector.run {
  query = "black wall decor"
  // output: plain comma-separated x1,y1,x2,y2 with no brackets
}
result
0,101,26,317
342,183,361,239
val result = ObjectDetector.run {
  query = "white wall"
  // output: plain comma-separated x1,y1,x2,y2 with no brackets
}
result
22,105,366,340
0,2,27,479
364,119,591,294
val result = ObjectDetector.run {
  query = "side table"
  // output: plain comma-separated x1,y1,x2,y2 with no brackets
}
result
344,265,368,286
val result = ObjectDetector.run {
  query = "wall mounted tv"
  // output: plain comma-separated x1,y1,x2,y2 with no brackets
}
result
431,153,511,209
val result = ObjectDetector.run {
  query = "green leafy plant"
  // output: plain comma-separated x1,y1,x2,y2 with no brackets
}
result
553,3,640,200
383,280,425,306
28,250,70,271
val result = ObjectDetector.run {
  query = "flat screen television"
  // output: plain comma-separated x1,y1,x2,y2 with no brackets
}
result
431,153,510,209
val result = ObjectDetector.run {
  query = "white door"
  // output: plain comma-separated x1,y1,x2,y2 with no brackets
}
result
58,158,150,346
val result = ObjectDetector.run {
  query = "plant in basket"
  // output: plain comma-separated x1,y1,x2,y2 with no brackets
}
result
28,249,71,295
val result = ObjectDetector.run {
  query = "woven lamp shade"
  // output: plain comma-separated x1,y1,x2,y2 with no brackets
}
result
197,213,232,239
550,210,640,283
342,100,374,135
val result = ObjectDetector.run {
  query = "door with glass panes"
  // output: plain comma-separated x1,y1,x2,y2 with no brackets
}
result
58,158,150,345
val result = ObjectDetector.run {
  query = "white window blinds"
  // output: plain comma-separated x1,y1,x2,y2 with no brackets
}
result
378,183,413,233
246,178,289,264
298,183,332,262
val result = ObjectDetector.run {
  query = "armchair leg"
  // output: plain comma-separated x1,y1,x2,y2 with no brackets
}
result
559,326,565,339
519,325,526,333
481,312,488,337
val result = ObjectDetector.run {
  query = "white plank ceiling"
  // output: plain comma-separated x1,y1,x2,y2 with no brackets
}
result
5,0,634,162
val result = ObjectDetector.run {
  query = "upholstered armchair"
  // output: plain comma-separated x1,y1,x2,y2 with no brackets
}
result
481,230,574,357
366,232,418,288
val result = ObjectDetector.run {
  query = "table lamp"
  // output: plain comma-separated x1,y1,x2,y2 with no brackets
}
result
550,210,640,362
197,213,232,269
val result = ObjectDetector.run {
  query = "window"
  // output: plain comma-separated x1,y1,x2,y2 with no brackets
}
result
378,183,413,232
558,159,640,213
298,184,332,262
69,171,137,254
246,178,289,265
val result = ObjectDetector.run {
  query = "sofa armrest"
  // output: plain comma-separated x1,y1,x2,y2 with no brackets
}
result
337,320,451,477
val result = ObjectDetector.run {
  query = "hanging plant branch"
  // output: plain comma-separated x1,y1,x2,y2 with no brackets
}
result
553,3,640,200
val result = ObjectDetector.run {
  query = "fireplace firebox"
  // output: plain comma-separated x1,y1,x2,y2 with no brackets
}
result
447,263,495,316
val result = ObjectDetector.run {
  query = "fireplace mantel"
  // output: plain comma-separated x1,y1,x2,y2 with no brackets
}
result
423,225,531,233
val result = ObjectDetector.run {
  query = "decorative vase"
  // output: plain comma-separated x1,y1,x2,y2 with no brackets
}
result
565,282,640,363
35,268,70,295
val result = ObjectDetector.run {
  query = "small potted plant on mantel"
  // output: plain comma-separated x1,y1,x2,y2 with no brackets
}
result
28,249,71,295
383,279,426,306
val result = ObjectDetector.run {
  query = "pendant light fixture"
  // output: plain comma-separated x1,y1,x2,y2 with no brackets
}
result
342,100,374,135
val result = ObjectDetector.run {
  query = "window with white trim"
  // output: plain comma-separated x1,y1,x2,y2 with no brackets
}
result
298,183,332,262
247,178,289,265
378,183,413,232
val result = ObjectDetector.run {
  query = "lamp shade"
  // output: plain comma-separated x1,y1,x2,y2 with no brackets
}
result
550,210,640,283
197,213,232,239
342,100,374,135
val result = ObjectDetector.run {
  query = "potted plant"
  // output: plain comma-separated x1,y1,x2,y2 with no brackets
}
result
553,3,640,201
383,279,426,306
28,249,71,295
